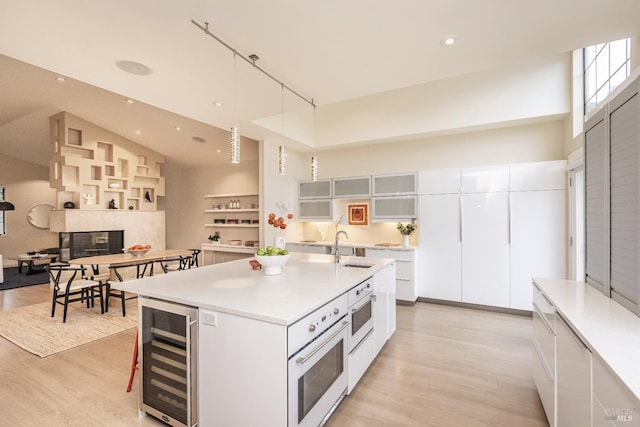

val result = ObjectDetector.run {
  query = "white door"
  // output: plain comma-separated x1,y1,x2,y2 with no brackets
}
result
461,192,510,307
510,190,566,310
418,194,462,301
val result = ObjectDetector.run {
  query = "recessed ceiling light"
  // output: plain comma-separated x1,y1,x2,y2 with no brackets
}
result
441,36,457,46
192,136,206,144
125,98,134,104
55,76,65,82
115,60,153,76
216,149,222,153
135,130,142,135
213,101,224,107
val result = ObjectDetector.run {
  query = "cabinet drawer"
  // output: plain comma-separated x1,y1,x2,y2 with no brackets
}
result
396,260,414,280
533,284,556,333
532,337,556,427
593,356,640,426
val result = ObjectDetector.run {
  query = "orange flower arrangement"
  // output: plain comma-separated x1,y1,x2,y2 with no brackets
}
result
268,212,294,234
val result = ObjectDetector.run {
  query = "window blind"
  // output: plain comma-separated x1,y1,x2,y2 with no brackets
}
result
610,93,638,304
585,118,606,286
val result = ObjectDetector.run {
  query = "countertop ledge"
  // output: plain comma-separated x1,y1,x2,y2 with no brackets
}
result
112,253,394,326
533,277,640,401
288,241,417,251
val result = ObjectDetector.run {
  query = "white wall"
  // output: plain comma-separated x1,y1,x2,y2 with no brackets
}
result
313,120,565,178
164,150,260,250
314,54,571,148
0,153,57,266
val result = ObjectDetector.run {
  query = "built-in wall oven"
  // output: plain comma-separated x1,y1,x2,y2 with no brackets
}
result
139,297,198,427
347,278,375,392
288,294,349,427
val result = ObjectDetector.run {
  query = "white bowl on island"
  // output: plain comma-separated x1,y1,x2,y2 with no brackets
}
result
255,254,291,276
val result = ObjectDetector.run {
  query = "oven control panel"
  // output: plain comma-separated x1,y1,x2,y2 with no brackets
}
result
347,278,373,306
287,293,348,358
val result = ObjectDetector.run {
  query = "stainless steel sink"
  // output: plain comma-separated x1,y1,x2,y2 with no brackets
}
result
341,263,373,269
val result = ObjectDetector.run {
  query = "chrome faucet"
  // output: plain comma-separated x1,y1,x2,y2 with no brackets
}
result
334,230,349,263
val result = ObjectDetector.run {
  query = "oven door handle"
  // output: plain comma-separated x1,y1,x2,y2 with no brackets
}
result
296,320,350,365
351,293,374,313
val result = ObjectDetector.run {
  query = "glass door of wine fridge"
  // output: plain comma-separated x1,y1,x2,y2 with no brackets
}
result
139,297,198,427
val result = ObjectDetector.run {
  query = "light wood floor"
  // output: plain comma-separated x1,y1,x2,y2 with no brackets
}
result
0,284,548,426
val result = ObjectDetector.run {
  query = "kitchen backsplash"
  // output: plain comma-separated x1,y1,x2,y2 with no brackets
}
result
300,221,418,246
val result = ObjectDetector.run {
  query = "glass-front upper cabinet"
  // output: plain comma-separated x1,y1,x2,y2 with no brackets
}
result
333,176,371,198
297,199,333,221
372,196,417,220
372,173,417,196
298,179,332,199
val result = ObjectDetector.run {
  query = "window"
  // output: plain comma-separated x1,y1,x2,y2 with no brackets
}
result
584,38,631,115
0,186,6,235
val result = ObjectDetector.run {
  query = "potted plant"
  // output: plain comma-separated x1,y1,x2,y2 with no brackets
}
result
397,219,417,247
208,231,221,245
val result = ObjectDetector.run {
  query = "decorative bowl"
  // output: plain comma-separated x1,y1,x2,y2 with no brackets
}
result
255,254,291,276
26,251,37,256
125,248,150,257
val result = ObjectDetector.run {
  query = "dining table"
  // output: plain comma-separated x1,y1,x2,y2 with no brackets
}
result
69,249,193,277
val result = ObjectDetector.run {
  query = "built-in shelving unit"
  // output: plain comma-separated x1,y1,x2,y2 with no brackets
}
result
49,111,165,211
203,192,260,244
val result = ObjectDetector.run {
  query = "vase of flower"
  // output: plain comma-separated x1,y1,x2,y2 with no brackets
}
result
397,219,417,248
268,206,294,250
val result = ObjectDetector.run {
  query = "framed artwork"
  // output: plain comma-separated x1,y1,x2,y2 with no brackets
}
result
347,203,369,226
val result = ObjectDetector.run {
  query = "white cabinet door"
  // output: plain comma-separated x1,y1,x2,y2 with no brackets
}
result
510,190,566,310
461,165,510,193
418,194,462,301
297,199,333,220
372,196,417,220
372,173,417,196
461,192,510,307
298,179,332,199
333,176,371,198
510,160,567,191
418,168,461,195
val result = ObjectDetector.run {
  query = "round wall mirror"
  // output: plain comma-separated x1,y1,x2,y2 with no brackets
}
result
27,203,55,229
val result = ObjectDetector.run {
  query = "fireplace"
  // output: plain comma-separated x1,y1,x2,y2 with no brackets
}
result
59,230,124,262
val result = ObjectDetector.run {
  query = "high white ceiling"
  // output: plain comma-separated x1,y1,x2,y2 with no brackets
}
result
0,0,639,167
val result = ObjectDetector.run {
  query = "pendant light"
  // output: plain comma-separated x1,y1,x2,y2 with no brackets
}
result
230,51,240,164
278,83,287,175
311,155,318,181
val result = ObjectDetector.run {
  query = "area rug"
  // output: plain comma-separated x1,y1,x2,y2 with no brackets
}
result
0,301,137,357
0,267,50,290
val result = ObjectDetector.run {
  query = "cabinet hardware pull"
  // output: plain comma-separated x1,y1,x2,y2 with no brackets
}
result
296,321,350,365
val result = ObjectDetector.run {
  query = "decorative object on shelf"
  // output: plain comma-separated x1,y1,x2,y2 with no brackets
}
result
27,203,55,229
144,191,152,203
63,201,75,209
82,193,95,205
108,182,121,189
311,155,318,181
129,205,134,210
208,231,221,243
347,203,369,226
397,219,417,247
108,199,117,209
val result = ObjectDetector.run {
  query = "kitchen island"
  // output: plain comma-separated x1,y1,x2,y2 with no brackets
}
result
112,252,396,427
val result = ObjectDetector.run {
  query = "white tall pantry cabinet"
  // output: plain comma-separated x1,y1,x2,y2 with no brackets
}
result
418,161,566,310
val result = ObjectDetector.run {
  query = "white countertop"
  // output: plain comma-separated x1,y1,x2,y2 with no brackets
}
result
112,252,393,326
533,277,640,400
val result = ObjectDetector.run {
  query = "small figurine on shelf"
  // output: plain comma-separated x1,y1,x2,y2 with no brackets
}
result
208,231,221,245
108,199,117,209
144,191,152,203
